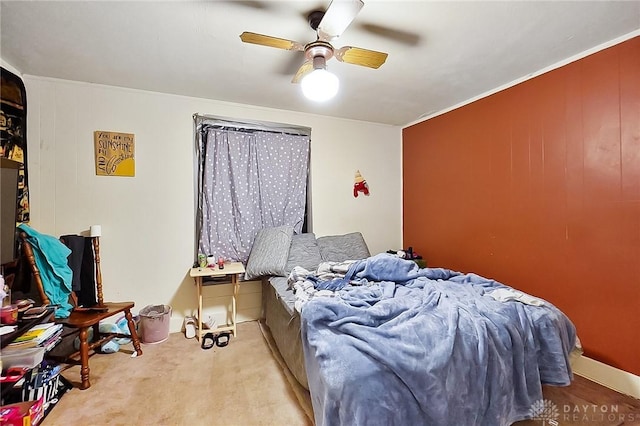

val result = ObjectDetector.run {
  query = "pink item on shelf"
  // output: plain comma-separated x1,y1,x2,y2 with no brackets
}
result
1,304,18,325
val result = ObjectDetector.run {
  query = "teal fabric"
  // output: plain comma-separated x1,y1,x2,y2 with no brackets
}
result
18,224,74,318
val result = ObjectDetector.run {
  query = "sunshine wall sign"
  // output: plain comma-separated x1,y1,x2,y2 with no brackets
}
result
94,130,135,177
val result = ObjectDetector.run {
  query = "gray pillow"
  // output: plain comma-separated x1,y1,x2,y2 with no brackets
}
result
244,226,294,280
317,232,370,262
285,233,323,273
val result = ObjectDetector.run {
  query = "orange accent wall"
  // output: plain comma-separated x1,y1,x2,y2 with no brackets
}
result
403,37,640,376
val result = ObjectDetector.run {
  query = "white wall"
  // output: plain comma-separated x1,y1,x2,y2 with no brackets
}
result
21,75,402,331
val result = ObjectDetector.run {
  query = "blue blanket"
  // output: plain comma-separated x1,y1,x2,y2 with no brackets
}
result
300,254,576,426
18,224,74,318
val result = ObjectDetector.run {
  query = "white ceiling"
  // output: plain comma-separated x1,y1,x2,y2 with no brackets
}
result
1,1,639,126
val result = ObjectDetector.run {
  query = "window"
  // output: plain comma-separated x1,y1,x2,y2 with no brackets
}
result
194,115,311,263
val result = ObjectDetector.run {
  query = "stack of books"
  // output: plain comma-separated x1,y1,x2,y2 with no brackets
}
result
7,323,63,351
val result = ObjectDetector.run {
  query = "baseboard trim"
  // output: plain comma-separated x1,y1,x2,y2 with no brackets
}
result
572,355,640,399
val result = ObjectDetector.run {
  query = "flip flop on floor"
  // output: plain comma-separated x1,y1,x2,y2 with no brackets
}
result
184,316,197,339
216,332,231,347
201,332,216,350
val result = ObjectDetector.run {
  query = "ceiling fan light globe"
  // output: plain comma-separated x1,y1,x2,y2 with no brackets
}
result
301,69,339,102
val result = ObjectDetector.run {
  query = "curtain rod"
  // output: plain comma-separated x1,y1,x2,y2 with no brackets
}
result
193,113,311,137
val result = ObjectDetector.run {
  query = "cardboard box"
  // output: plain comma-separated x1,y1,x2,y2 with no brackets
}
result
0,397,44,426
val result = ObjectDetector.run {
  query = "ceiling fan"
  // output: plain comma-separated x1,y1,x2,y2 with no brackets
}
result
239,0,388,101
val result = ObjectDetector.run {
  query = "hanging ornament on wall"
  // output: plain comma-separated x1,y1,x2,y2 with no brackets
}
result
353,170,370,197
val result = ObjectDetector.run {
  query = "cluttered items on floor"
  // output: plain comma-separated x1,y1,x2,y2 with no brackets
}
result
1,360,72,425
1,323,72,426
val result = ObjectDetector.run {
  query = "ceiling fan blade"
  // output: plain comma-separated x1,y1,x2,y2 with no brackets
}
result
358,23,421,46
291,60,313,84
317,0,364,41
335,46,388,69
232,1,274,11
239,32,304,51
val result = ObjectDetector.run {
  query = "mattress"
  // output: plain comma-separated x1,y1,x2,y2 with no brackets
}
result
261,276,308,390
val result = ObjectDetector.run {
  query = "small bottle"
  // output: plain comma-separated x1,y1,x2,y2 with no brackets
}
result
217,257,225,270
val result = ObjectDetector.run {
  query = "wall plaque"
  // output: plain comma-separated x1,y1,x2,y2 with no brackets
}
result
94,130,135,177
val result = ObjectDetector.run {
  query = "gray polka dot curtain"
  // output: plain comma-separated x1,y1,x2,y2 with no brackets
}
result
195,116,310,263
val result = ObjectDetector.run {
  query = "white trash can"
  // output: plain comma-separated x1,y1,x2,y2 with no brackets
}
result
139,304,172,344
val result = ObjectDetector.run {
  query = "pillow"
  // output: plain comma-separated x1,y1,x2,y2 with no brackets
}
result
285,233,323,273
317,232,370,262
244,226,294,280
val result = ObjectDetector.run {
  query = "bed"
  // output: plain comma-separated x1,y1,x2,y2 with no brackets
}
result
248,227,577,426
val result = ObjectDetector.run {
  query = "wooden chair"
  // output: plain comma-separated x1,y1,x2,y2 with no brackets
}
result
19,231,143,390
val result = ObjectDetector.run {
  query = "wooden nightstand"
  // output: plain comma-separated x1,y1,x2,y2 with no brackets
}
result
189,262,245,340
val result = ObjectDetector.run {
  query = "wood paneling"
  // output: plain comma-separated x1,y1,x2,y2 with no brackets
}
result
403,37,640,376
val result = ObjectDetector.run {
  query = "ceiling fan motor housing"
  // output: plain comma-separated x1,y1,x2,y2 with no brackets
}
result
305,41,334,69
308,11,325,31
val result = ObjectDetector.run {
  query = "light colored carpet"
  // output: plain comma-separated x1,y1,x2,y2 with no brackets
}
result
42,321,312,426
